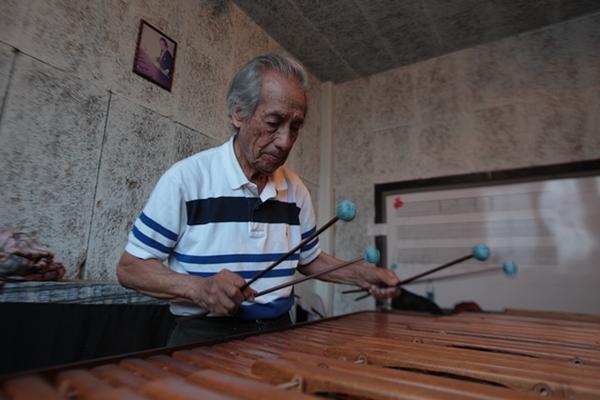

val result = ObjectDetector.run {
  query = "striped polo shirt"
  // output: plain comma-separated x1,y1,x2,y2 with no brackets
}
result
125,135,320,318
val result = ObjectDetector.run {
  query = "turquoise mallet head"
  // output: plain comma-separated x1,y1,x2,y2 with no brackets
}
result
363,245,380,265
472,244,490,261
335,200,356,221
502,260,518,277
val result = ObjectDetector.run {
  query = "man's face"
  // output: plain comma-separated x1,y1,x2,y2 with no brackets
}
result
233,70,306,178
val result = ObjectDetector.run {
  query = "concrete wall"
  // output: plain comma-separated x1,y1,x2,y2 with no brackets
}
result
331,13,600,315
0,0,322,280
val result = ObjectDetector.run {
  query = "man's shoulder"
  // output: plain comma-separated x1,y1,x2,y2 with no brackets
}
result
278,165,301,183
168,139,228,175
278,166,310,195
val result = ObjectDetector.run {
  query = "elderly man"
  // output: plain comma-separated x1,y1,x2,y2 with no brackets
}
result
117,53,399,345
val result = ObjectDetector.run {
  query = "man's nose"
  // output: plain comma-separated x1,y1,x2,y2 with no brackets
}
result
275,126,295,151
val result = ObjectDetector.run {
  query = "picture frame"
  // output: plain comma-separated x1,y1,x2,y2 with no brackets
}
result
132,20,177,92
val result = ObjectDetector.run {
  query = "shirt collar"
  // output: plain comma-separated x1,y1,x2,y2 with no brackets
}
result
224,135,248,190
260,168,288,201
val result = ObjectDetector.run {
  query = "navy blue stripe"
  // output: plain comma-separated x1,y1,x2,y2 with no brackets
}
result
132,226,173,254
301,238,319,252
174,252,300,264
185,268,296,278
139,212,178,241
301,226,316,239
237,296,294,320
186,197,300,225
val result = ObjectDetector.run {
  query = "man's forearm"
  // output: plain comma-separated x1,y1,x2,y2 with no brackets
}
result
298,252,365,285
117,251,195,302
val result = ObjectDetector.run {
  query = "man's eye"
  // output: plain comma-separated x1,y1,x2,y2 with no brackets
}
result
267,122,279,128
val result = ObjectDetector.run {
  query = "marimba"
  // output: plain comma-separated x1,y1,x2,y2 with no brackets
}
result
2,310,600,399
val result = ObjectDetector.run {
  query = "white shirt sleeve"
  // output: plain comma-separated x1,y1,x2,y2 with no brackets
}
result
125,169,184,261
296,181,321,266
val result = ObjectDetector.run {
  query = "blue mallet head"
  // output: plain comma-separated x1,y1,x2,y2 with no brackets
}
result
363,245,380,265
502,260,518,277
336,200,356,221
472,244,490,261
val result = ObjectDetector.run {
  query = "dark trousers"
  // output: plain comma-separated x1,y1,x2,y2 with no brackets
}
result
168,312,292,347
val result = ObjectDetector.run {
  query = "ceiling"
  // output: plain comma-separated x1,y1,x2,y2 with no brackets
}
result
232,0,600,82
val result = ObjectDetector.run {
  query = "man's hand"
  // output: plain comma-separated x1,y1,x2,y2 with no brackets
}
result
117,252,256,315
356,266,401,300
188,270,256,315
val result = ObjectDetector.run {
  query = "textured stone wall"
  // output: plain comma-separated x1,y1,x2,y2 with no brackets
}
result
0,1,321,280
332,13,600,315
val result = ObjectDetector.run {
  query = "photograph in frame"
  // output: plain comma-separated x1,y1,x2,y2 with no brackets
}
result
133,20,177,91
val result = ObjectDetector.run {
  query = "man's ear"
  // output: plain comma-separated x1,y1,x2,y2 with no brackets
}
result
231,106,244,129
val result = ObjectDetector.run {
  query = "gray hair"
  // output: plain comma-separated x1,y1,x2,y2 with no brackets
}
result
226,53,309,134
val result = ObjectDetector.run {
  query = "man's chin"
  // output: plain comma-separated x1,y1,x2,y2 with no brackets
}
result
258,162,284,176
259,166,280,175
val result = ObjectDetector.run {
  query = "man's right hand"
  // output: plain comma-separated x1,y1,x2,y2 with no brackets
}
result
116,252,257,316
189,270,256,315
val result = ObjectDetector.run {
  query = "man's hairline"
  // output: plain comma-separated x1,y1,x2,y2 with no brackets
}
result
237,69,308,123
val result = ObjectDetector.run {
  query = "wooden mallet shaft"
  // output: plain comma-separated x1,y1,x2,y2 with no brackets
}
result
253,255,364,298
405,266,501,284
241,199,356,290
241,217,339,291
405,260,517,285
351,254,473,300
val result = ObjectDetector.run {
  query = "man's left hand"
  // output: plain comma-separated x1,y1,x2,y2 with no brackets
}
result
356,266,401,300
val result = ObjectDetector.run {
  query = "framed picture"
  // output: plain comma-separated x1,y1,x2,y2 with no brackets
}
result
133,20,177,91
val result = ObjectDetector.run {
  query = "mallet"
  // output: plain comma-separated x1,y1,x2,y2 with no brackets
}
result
347,244,491,300
404,259,518,285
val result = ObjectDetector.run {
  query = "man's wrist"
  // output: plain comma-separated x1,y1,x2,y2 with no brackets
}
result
175,274,204,303
347,264,368,286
